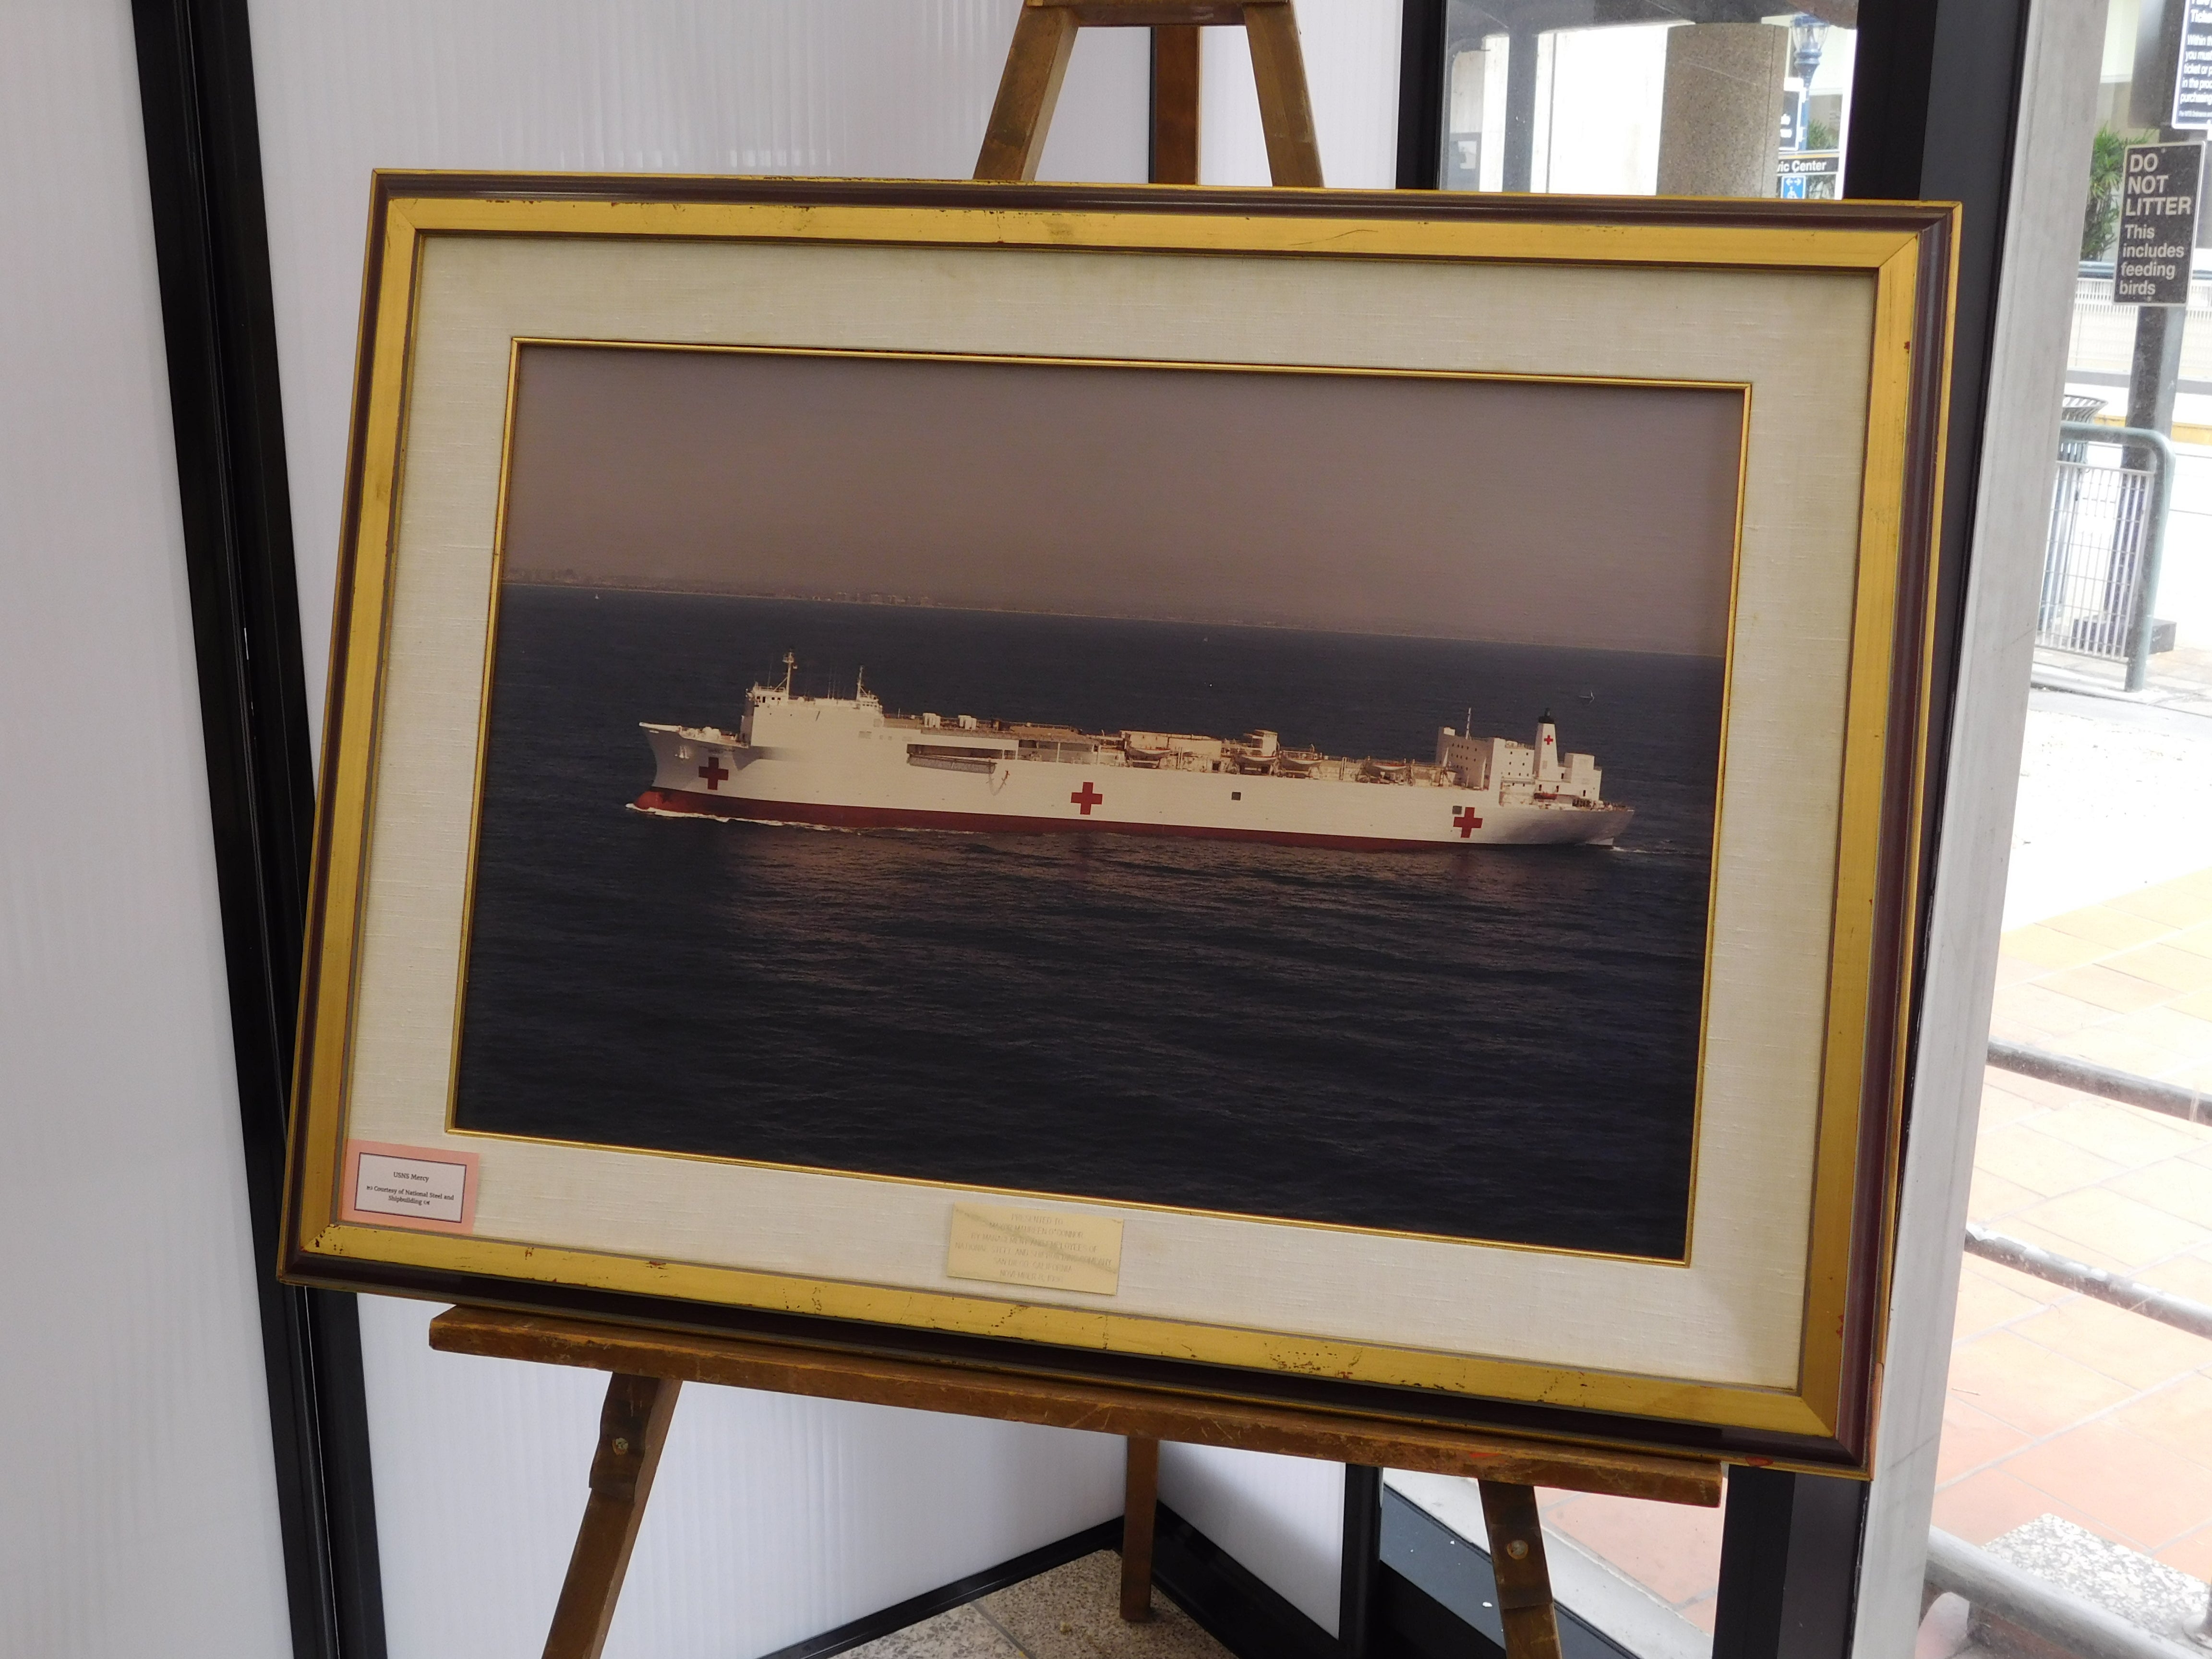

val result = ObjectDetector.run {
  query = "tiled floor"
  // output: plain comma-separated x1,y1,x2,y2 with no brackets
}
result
1534,1486,1725,1635
845,1551,1230,1659
1986,869,2212,1093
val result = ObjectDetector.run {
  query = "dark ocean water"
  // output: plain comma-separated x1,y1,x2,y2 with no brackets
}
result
454,588,1721,1258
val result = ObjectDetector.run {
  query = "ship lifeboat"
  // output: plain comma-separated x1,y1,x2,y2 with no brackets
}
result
1274,750,1318,778
1362,758,1412,783
1123,739,1169,767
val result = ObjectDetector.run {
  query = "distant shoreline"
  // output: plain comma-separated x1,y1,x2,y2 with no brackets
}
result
499,573,1725,661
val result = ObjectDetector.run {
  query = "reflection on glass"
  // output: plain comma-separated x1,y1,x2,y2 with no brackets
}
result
1440,4,1855,200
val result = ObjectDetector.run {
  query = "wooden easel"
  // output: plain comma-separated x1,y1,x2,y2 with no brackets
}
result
457,12,1718,1658
437,1307,1722,1659
974,0,1323,187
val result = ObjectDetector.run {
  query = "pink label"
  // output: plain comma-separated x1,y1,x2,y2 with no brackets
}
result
340,1140,480,1235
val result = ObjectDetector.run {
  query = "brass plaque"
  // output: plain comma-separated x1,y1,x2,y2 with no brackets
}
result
946,1203,1123,1296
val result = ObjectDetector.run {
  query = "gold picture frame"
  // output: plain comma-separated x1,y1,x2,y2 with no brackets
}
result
282,173,1955,1471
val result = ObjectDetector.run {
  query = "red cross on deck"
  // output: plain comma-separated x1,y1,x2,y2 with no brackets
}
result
1070,781,1104,816
1453,805,1483,838
697,754,729,791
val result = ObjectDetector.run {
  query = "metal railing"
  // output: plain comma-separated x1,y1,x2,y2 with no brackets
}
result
1978,1039,2212,1340
2041,422,2174,692
1926,1530,2208,1658
1988,1037,2212,1125
1964,1222,2212,1341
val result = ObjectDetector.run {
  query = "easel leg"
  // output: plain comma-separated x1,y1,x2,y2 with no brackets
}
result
1149,24,1201,184
1478,1480,1563,1659
974,6,1080,180
1120,1435,1161,1622
1242,2,1324,186
543,1373,683,1659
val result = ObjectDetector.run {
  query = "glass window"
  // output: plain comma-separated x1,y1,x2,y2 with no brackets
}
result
1920,2,2212,1648
1440,5,1855,200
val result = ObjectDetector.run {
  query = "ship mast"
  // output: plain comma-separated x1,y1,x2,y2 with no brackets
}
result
781,650,795,696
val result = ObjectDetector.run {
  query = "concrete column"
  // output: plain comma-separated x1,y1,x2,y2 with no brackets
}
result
1656,23,1788,199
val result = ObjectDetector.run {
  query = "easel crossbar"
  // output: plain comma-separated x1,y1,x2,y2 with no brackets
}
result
428,1307,1721,1505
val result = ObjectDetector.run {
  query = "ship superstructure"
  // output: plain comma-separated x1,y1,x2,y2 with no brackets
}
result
633,654,1633,850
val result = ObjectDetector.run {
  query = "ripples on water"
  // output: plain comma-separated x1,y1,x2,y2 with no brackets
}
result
456,589,1723,1257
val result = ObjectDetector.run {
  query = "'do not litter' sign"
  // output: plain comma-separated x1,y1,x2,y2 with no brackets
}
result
2116,142,2206,307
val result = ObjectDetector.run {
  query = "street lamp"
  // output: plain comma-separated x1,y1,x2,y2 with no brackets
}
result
1789,13,1830,150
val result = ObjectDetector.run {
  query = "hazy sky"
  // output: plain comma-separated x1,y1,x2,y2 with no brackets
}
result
500,344,1742,657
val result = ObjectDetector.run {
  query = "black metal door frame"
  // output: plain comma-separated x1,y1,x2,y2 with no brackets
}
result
128,3,384,1657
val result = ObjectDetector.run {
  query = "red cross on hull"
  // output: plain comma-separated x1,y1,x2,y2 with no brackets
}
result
1070,781,1104,815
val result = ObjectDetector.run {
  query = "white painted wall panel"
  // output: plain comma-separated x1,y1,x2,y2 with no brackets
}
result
1160,1444,1346,1635
0,4,293,1656
248,8,1142,1653
1200,0,1403,187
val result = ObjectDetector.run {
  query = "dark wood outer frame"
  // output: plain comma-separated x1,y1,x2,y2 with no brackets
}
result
282,174,1957,1475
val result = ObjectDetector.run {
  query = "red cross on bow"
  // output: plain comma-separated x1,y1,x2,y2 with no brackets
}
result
1070,781,1104,815
697,754,729,791
1453,805,1483,838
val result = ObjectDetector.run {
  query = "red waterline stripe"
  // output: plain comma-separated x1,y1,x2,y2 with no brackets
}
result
631,788,1459,852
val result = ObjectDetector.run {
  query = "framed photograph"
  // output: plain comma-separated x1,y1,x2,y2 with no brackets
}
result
282,174,1954,1469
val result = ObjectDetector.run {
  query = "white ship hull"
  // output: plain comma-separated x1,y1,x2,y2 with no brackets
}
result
635,684,1632,851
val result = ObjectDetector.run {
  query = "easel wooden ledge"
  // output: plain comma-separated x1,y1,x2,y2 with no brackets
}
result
450,10,1723,1658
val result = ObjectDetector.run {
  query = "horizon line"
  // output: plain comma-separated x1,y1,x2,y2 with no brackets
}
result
499,573,1728,661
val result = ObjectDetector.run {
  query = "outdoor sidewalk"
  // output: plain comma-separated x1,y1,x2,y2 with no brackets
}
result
1943,867,2212,1573
2032,644,2212,720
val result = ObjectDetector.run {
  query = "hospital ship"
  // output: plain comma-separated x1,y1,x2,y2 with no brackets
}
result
633,654,1633,850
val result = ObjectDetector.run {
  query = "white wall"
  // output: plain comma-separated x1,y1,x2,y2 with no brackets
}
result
244,5,1377,1652
0,3,294,1656
1160,1445,1346,1635
1199,0,1402,187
